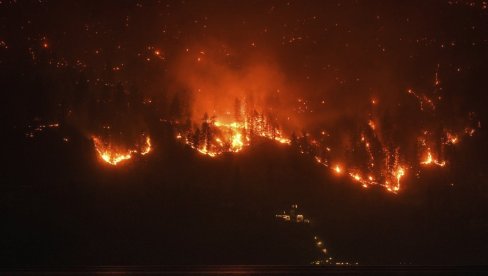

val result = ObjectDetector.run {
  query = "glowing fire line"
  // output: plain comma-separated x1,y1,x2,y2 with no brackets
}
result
92,136,152,165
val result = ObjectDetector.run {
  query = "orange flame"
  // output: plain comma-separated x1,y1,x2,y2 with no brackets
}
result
181,116,290,158
333,165,342,174
421,149,446,167
92,135,152,166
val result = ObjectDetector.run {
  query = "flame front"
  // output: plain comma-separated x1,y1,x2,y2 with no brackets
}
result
171,98,478,194
92,135,152,166
178,111,290,158
166,63,480,195
140,137,152,155
421,148,446,167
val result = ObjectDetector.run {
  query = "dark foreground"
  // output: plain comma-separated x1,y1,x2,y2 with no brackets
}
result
1,125,488,266
3,265,488,275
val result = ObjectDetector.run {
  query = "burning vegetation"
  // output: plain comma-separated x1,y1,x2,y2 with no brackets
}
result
22,51,479,193
176,104,290,157
167,97,478,194
5,0,488,267
163,58,479,194
92,135,151,166
64,46,480,193
9,1,483,195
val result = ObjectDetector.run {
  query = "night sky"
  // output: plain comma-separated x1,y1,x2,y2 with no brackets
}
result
1,0,488,268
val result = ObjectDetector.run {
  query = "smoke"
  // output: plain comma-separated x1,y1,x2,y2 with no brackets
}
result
165,38,410,137
167,40,293,124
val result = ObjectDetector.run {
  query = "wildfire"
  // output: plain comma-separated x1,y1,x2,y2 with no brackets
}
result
351,173,361,181
231,132,244,151
349,172,369,188
141,137,152,155
407,88,436,111
92,136,133,165
92,135,152,166
445,132,459,145
392,166,405,192
333,165,342,174
170,83,478,194
175,105,458,194
421,149,446,167
179,111,290,157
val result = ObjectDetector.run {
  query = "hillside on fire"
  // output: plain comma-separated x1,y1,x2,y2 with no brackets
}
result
1,0,488,270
